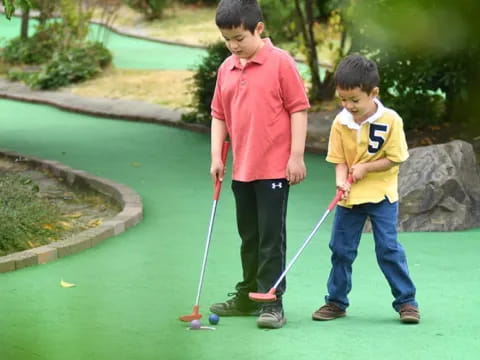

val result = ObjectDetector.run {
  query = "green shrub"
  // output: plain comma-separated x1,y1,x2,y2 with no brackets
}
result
2,23,63,65
6,69,35,83
176,0,217,5
182,41,230,126
348,0,478,130
25,42,112,90
0,174,59,256
368,50,447,130
259,0,297,43
123,0,169,20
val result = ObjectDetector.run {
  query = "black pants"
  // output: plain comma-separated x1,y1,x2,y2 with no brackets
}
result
232,179,289,300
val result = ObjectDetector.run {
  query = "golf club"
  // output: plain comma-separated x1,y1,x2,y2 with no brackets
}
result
179,141,230,321
249,175,354,302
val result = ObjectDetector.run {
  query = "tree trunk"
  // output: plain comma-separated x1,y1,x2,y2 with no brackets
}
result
294,0,323,101
318,70,336,100
20,7,30,39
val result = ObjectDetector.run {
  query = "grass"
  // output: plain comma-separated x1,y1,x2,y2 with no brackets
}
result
0,173,60,256
95,3,221,47
84,3,343,107
66,67,195,110
95,3,340,65
0,157,122,256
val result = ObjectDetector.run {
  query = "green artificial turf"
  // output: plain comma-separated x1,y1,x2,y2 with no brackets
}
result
0,17,205,70
0,16,313,76
0,99,479,360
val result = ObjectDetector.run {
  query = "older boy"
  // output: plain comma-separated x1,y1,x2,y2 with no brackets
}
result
312,54,420,324
209,0,310,329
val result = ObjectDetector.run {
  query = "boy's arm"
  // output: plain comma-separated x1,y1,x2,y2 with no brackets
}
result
335,163,351,199
286,110,308,185
350,158,396,182
211,117,228,185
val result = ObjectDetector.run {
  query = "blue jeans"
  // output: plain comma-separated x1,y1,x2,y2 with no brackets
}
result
325,199,418,311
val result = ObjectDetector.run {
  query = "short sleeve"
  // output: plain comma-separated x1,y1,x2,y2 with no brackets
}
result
384,115,409,163
279,55,310,114
326,119,345,164
211,65,225,120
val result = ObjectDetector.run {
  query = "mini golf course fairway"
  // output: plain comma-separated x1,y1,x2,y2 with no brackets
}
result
1,98,479,360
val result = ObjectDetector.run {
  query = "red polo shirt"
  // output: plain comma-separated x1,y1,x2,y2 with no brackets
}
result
211,38,310,182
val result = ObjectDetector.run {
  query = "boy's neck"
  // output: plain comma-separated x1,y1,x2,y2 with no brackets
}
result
355,101,378,124
239,38,265,65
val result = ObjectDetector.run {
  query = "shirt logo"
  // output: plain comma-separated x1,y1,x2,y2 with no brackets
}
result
368,123,389,154
272,182,283,189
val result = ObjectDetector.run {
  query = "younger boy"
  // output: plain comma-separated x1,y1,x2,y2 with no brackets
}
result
209,0,310,329
312,54,420,324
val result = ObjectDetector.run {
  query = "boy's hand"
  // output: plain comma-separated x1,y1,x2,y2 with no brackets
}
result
350,163,369,182
210,159,226,185
337,181,351,200
286,155,306,185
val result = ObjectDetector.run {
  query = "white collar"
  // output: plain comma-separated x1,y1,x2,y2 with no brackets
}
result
338,98,385,130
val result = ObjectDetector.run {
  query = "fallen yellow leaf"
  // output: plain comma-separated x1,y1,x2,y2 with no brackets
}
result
87,218,103,228
42,223,54,231
60,279,76,288
63,212,82,219
57,221,73,230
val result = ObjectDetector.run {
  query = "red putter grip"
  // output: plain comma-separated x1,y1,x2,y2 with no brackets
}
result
327,175,354,211
213,141,230,200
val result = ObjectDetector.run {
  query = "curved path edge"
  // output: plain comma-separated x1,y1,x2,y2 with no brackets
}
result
0,79,210,134
0,79,329,152
0,149,143,273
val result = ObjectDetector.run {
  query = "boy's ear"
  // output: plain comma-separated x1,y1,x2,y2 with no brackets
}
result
371,87,379,97
255,22,264,35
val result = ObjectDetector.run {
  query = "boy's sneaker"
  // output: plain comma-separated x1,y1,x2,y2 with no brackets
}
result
399,304,420,324
209,292,260,316
312,303,346,321
256,304,286,329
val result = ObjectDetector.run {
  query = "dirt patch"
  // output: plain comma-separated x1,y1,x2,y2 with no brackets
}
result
96,3,221,47
0,156,121,255
66,68,195,110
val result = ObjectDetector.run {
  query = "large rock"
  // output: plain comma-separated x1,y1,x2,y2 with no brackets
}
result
398,140,480,231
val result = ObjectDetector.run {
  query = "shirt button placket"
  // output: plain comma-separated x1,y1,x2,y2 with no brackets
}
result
240,68,247,86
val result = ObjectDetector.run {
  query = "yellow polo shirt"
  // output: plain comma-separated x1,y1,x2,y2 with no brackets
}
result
326,99,409,207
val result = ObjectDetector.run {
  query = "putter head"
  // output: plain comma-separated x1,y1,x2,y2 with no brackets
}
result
179,305,202,322
248,291,277,303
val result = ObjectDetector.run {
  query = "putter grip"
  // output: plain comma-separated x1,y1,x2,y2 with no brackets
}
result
327,174,354,211
213,141,230,200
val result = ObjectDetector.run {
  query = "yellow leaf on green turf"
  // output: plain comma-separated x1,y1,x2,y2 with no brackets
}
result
60,279,76,288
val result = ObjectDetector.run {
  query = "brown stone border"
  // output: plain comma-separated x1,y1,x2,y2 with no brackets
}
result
0,149,143,273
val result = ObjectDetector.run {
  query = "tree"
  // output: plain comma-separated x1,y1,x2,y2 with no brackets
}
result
293,0,347,102
294,0,324,100
349,0,480,131
2,0,31,19
33,0,58,25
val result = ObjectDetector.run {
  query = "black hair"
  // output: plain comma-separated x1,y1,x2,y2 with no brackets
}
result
334,54,380,94
215,0,263,34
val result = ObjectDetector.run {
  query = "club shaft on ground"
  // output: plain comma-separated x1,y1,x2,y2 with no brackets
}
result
272,209,331,289
194,199,218,306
